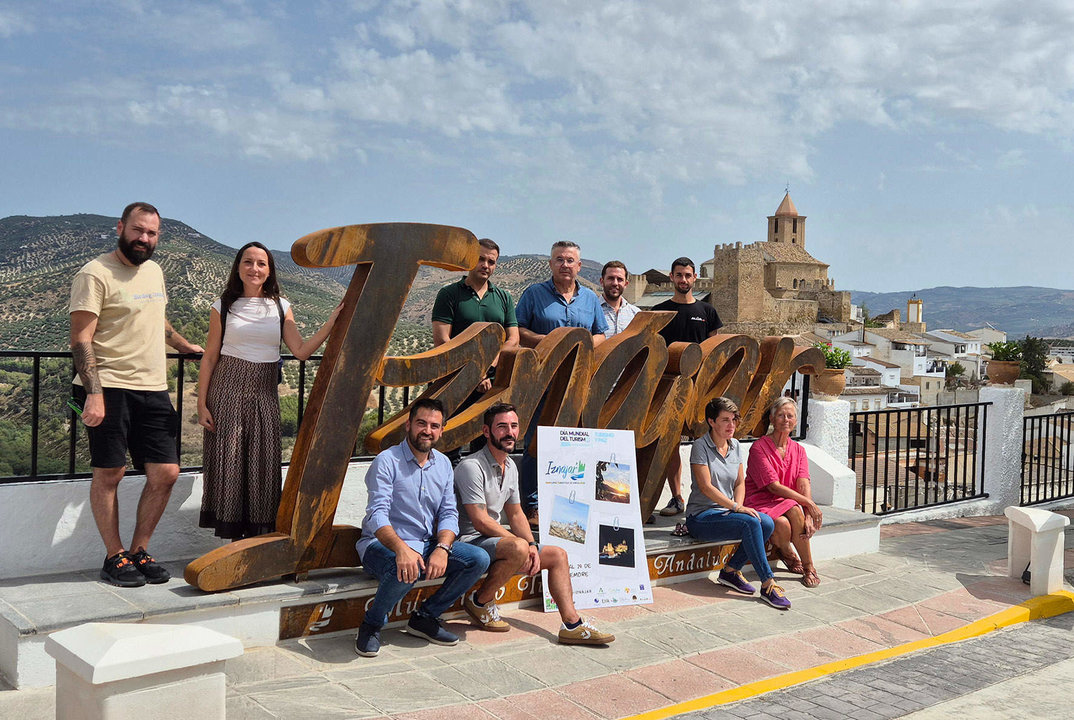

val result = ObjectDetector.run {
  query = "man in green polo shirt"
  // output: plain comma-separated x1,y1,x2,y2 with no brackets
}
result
432,237,520,464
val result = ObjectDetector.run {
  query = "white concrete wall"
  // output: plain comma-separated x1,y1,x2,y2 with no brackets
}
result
4,388,1063,574
0,462,373,580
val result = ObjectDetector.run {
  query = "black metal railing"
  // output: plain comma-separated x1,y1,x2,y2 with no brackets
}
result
0,350,391,484
1,349,813,483
1021,411,1074,505
849,402,990,515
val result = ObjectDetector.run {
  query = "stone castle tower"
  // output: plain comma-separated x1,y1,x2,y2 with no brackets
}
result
630,192,853,336
706,192,851,335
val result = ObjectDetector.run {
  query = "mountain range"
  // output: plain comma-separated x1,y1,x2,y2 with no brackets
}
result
0,214,602,351
849,287,1074,339
1,214,1071,350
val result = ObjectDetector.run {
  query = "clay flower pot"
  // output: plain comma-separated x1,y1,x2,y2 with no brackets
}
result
811,368,846,401
987,360,1020,386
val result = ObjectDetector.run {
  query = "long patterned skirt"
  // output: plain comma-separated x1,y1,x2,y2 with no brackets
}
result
200,355,282,539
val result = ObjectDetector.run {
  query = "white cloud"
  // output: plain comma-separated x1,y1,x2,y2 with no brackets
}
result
6,0,1074,200
0,8,32,37
997,149,1028,169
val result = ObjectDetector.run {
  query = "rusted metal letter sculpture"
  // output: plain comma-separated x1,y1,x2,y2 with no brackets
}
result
185,223,478,591
186,222,828,591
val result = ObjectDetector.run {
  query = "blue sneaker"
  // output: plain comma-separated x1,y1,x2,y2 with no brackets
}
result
405,610,459,646
355,621,381,657
760,583,792,610
717,568,756,595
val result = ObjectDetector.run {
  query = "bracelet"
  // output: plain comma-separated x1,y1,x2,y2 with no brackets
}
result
435,542,451,554
528,541,538,547
731,503,739,513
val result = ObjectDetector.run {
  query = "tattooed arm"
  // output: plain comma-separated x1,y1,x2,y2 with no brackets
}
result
164,319,204,355
70,310,105,427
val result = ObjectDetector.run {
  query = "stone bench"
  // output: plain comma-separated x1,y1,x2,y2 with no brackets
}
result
1,505,878,689
1004,505,1070,596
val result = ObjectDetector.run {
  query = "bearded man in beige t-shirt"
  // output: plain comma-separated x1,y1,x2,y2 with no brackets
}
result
69,202,203,588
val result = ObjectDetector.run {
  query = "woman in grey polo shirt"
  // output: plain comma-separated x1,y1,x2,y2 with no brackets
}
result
684,397,790,610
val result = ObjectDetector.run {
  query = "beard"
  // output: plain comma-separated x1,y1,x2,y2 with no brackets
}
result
675,280,692,294
118,235,155,265
408,430,436,453
603,285,622,300
489,433,517,453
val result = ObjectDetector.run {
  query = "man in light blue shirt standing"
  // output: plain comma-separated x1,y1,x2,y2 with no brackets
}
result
516,241,608,346
515,241,608,521
354,398,490,657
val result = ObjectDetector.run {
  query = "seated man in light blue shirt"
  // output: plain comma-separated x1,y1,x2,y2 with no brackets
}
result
515,241,608,519
354,398,491,657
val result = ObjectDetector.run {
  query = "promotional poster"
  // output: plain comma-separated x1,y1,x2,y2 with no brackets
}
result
537,426,653,611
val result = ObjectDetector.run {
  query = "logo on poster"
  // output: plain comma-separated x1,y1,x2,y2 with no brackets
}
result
545,460,586,480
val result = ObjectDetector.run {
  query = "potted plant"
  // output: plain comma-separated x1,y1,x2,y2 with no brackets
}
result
811,343,851,400
986,341,1022,385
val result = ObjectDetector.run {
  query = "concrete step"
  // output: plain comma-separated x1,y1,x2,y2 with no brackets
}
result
0,506,879,689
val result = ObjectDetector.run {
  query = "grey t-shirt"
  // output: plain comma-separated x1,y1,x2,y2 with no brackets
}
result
453,446,521,542
685,434,743,518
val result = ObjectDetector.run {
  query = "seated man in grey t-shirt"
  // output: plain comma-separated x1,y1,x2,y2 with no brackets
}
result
454,402,615,645
683,397,790,610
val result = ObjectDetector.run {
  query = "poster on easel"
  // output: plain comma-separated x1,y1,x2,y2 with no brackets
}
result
537,426,653,611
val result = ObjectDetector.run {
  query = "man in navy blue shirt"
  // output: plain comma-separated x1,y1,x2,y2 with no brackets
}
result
354,398,490,657
515,241,607,521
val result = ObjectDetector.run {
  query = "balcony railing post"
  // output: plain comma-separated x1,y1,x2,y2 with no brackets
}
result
175,356,184,461
31,355,40,479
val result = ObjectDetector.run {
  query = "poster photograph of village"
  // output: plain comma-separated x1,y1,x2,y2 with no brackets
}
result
594,459,632,504
598,524,636,568
548,495,589,545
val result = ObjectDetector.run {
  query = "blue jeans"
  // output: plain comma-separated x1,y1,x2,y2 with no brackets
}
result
360,539,490,629
686,509,775,583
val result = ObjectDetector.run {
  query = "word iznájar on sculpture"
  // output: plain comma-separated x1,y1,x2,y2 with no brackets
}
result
184,223,826,592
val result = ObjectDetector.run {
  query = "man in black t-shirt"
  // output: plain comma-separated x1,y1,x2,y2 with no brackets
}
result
651,257,723,520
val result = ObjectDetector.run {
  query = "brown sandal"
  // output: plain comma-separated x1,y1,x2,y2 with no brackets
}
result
802,565,820,588
777,548,804,575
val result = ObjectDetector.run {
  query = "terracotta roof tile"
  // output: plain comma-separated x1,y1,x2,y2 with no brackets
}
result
868,328,929,345
774,192,799,217
860,356,901,369
760,241,827,265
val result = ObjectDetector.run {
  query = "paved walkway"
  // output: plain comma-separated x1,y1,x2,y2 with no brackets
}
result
671,614,1074,720
3,513,1073,719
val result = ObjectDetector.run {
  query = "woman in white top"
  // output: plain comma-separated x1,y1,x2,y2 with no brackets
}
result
197,242,341,539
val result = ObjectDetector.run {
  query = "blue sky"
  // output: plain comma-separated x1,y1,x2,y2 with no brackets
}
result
2,1,1072,292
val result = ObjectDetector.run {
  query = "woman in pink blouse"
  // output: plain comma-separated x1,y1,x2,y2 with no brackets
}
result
745,397,824,587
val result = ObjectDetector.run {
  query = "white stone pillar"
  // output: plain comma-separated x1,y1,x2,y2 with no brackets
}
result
805,398,851,465
45,623,243,720
1004,506,1070,595
978,386,1026,512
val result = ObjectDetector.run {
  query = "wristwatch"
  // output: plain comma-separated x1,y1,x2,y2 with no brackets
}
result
435,542,451,554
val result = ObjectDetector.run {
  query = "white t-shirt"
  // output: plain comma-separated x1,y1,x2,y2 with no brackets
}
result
212,297,291,363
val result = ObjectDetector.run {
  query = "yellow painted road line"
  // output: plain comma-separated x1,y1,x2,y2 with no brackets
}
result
623,591,1074,720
